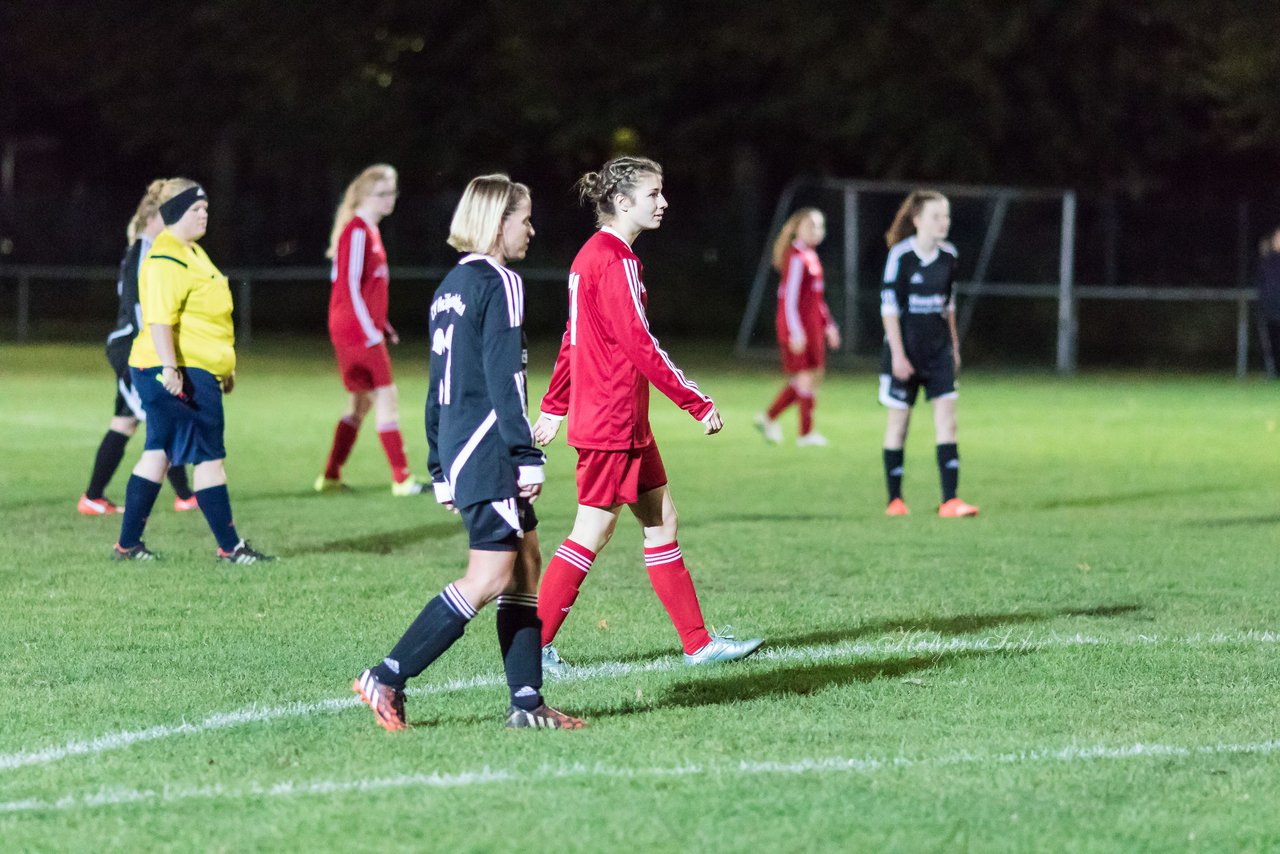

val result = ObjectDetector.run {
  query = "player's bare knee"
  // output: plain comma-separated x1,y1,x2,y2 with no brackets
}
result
110,416,138,437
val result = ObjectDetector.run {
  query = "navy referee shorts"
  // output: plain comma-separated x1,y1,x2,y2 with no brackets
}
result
132,366,227,465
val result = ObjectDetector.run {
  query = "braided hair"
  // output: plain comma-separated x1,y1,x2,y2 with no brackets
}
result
575,156,663,227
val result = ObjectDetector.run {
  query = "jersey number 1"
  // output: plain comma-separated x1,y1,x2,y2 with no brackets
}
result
432,324,454,405
568,272,580,345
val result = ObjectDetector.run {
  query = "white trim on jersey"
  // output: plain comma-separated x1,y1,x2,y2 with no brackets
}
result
909,236,941,266
883,238,913,284
620,258,711,406
461,254,524,327
880,288,902,318
344,225,382,346
512,370,537,439
485,259,524,327
448,409,498,492
600,226,632,249
781,250,806,339
118,376,145,420
107,323,135,344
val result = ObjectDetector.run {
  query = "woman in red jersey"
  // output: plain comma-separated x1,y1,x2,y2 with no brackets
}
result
531,156,763,671
316,163,426,496
754,207,840,447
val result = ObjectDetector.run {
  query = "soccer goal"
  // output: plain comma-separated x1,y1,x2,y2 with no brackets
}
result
735,178,1078,372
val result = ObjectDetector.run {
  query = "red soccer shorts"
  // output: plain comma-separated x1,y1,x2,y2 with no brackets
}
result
779,327,826,374
574,442,669,508
334,340,394,392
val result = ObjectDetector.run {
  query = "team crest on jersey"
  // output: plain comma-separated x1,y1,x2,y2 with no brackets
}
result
431,292,467,320
910,272,925,284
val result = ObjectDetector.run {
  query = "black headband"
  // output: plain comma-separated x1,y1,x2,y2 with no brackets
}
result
159,185,207,225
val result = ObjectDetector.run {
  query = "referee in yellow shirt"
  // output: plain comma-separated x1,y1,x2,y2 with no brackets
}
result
113,178,273,564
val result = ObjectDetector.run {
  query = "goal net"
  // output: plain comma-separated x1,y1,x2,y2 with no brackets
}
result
735,178,1077,370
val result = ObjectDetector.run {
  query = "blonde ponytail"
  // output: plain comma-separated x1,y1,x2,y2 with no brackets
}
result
327,164,397,259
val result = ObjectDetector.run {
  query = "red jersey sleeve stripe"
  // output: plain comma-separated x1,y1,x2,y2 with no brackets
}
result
345,226,381,343
782,250,805,337
621,258,710,404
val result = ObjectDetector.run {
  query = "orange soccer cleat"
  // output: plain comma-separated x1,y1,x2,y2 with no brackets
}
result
174,495,199,512
938,498,980,518
353,669,407,732
79,494,123,515
885,498,910,516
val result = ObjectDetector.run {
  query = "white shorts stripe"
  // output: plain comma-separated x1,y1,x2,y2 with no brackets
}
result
118,377,145,420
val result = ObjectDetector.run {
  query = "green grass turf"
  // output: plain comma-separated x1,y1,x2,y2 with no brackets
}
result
2,338,1279,852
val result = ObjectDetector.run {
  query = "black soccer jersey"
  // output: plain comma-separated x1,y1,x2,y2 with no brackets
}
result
107,236,151,349
880,237,958,359
425,254,545,508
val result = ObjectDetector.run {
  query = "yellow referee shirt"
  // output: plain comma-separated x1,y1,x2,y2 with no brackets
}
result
129,230,236,377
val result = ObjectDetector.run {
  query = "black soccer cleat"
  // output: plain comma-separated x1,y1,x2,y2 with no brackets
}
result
112,542,158,561
216,539,276,565
504,703,587,730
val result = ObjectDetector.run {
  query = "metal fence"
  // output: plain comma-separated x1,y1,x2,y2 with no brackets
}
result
0,264,569,346
0,264,1268,376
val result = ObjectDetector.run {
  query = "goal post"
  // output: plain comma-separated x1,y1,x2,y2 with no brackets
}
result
735,178,1078,373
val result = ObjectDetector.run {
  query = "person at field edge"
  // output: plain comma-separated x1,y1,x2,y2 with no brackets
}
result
879,190,978,518
1256,225,1280,379
755,207,841,446
532,156,763,674
111,178,274,564
316,163,428,496
79,180,196,516
353,174,585,731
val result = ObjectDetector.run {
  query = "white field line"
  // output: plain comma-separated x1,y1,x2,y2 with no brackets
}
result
4,736,1280,815
1,630,1277,775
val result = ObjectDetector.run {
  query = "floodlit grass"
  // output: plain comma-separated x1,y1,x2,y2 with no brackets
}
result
2,339,1279,852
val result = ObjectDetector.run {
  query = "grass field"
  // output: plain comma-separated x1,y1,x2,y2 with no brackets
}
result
2,338,1279,852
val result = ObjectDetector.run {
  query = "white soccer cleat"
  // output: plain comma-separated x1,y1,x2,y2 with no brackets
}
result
684,627,764,665
796,432,829,447
753,413,783,444
541,644,569,678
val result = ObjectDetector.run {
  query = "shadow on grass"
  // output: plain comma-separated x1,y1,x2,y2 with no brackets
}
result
581,649,1029,719
242,485,394,501
1193,514,1280,529
295,522,460,555
563,603,1141,668
1034,486,1238,510
768,603,1142,649
683,512,846,528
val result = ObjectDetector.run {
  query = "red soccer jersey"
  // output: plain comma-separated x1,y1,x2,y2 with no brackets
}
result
775,241,831,344
540,228,714,450
328,215,390,347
